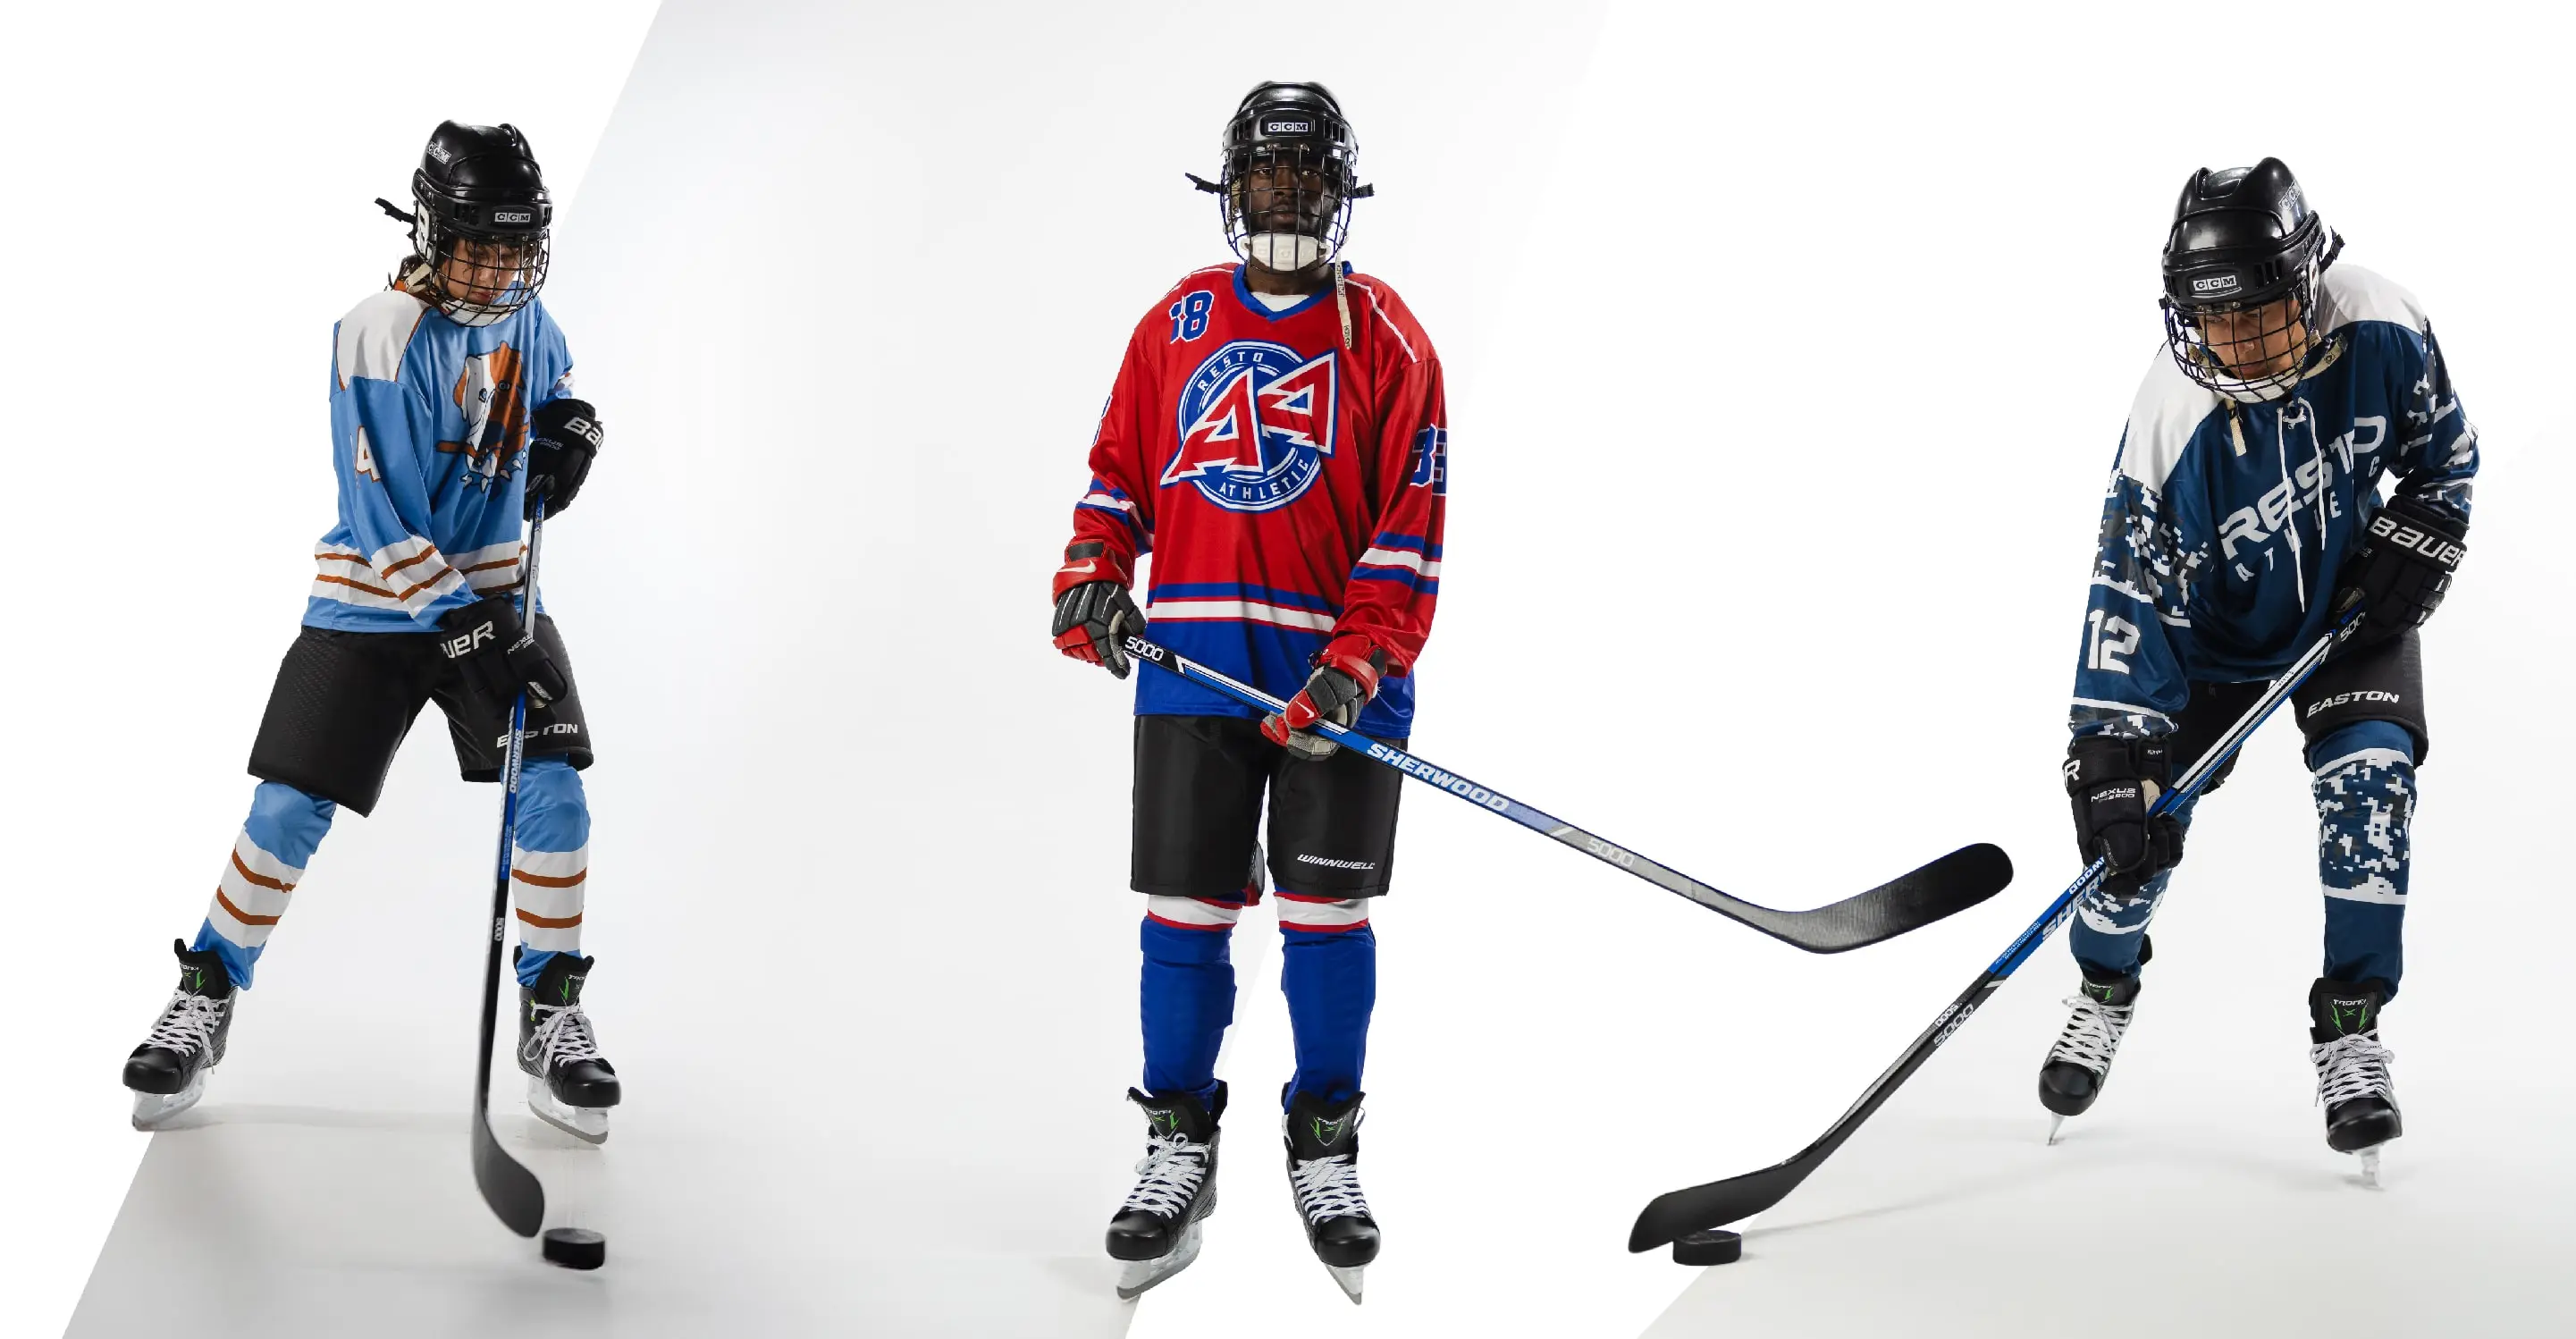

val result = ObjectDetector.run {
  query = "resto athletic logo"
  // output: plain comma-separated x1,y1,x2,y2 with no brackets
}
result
1161,340,1340,513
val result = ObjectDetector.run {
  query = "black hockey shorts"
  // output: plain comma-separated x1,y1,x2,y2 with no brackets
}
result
247,618,593,816
2177,627,2429,796
1132,714,1406,900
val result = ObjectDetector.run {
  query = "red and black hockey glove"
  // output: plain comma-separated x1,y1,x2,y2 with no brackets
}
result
1051,542,1142,678
2330,494,2467,647
2064,734,2183,894
524,398,603,519
1261,634,1391,762
437,594,568,708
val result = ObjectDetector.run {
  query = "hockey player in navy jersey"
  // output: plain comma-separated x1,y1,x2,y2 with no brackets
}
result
2041,160,2475,1180
121,122,619,1143
1051,82,1446,1303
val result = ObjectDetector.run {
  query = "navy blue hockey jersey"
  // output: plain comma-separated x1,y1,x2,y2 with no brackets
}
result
2069,264,2478,739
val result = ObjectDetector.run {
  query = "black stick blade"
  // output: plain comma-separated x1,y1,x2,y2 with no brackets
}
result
1629,1153,1813,1252
473,1114,545,1237
1739,842,2013,953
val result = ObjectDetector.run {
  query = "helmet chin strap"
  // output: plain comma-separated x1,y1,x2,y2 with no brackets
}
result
1246,232,1325,271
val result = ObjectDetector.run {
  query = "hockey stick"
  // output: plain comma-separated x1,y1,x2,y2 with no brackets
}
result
1121,634,2013,954
470,499,550,1237
1627,616,2356,1251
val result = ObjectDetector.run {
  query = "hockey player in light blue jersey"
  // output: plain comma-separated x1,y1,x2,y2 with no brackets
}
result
2040,160,2476,1181
122,122,620,1143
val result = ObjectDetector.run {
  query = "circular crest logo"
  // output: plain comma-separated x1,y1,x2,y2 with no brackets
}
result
1159,340,1340,513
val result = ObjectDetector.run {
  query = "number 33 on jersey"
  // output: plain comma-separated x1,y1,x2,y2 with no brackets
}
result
1065,263,1448,738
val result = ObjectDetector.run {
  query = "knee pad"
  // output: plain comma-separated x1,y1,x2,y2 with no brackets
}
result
1275,895,1371,934
514,757,591,854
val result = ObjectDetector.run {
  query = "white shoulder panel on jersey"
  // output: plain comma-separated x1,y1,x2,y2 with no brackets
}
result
2315,262,2430,337
334,290,430,389
2117,342,2218,493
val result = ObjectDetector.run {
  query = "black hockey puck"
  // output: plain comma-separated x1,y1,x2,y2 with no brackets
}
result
1671,1228,1741,1266
541,1227,607,1270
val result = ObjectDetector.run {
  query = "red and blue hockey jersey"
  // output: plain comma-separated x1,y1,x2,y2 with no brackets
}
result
1065,263,1448,737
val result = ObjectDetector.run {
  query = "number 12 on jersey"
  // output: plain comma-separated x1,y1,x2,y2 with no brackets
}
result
2086,609,2140,674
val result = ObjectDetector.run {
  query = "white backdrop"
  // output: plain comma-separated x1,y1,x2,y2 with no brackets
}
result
12,2,2574,1336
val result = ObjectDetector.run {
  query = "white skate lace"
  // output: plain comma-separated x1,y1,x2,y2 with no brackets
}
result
144,991,227,1057
2047,992,2133,1074
1289,1154,1371,1224
527,1004,604,1074
1122,1133,1211,1218
2311,1032,2396,1107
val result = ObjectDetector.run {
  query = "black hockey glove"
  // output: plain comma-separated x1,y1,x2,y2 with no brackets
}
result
1260,634,1388,762
437,595,568,708
2065,734,2184,893
525,398,603,519
2330,494,2466,646
1052,579,1146,679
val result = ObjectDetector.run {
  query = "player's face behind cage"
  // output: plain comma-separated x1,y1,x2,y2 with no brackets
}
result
1227,147,1348,273
430,234,546,319
2167,292,2313,393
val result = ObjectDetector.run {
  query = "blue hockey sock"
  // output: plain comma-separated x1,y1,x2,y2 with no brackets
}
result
2310,720,2416,998
1140,914,1236,1099
511,758,591,988
192,782,337,990
1279,922,1376,1106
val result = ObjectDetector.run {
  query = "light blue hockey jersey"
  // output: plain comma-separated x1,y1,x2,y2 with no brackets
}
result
2069,264,2478,740
304,286,574,631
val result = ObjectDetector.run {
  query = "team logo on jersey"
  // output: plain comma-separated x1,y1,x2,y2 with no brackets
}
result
1161,340,1339,512
438,343,531,490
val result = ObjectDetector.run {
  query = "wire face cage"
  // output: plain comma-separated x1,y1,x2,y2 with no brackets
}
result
1202,86,1370,274
400,122,554,326
2159,160,2338,401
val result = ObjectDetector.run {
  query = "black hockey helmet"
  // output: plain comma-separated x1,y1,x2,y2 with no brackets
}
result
1189,82,1374,273
378,121,552,325
2159,157,2342,400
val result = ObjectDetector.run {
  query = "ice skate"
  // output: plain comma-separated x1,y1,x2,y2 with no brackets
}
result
518,950,619,1143
1107,1083,1225,1300
2039,944,2147,1143
123,940,238,1130
1283,1088,1377,1304
2309,978,2400,1185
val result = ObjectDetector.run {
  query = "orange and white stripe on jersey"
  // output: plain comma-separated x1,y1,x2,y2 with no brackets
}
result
310,534,467,618
453,539,527,595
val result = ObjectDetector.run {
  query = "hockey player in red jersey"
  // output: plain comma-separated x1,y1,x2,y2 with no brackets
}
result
1052,81,1447,1304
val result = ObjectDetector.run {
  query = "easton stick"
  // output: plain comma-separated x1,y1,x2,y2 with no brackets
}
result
1628,615,2356,1251
1123,635,2013,954
470,495,551,1238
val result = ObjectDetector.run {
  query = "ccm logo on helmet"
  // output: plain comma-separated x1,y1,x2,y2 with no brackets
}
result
2369,513,2466,569
2306,690,2402,718
493,210,535,224
2191,274,2242,295
1265,119,1313,134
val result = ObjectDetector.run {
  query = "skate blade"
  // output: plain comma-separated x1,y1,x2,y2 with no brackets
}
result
527,1075,611,1144
1326,1263,1366,1305
2356,1147,2383,1189
130,1073,207,1131
1115,1218,1205,1301
2046,1115,2066,1146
